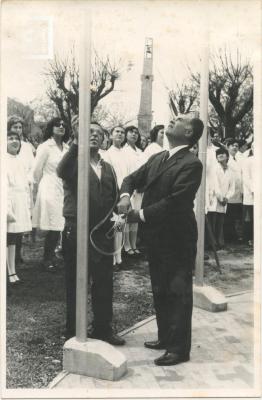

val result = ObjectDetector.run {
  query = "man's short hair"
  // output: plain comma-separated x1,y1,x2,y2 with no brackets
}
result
90,120,104,138
189,118,204,146
216,147,229,158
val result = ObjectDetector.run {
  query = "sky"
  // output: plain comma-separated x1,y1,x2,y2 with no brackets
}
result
1,0,261,126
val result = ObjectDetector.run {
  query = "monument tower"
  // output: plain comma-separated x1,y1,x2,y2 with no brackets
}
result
137,38,153,137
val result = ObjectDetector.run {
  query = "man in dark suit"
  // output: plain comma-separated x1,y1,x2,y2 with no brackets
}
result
57,117,125,346
118,116,204,365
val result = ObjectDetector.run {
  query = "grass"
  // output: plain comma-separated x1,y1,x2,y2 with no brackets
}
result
6,234,253,388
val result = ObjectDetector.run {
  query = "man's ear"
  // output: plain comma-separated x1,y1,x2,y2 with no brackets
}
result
184,127,193,143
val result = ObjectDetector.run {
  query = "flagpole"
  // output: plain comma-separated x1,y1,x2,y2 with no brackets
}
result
195,35,209,286
76,13,91,342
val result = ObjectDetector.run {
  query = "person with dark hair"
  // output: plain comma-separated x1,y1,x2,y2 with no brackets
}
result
7,115,35,265
57,118,125,345
208,147,235,249
144,124,165,160
122,125,146,256
32,117,69,272
224,138,243,243
7,130,32,284
118,115,204,366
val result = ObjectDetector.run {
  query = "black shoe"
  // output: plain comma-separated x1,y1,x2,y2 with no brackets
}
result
144,340,166,350
89,331,126,346
154,351,190,366
104,333,126,346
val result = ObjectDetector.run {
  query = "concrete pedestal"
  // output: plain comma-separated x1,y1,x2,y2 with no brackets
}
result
63,337,127,381
193,284,227,312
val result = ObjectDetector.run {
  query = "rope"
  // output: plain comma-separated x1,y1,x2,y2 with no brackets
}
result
89,164,127,256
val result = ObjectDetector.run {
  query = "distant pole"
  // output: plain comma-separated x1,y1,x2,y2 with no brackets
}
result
76,13,91,342
195,35,209,286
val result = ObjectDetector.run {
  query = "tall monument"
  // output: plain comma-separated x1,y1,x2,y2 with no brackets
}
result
137,38,153,137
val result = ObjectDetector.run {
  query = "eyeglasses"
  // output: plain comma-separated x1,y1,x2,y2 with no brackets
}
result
54,121,65,128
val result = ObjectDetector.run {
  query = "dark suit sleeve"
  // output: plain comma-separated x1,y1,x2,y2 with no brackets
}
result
120,153,159,196
57,143,78,183
143,160,203,224
120,160,150,196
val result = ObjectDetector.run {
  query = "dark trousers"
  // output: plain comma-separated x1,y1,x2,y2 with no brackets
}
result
243,205,253,242
224,203,243,242
43,230,60,263
208,212,225,248
147,241,194,355
62,221,113,338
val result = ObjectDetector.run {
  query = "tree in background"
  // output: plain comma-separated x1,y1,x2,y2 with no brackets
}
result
7,98,35,137
7,98,43,144
29,97,58,123
92,103,135,131
168,82,198,117
190,49,253,138
44,49,120,134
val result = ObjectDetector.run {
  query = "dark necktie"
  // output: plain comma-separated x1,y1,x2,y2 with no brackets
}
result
162,151,170,163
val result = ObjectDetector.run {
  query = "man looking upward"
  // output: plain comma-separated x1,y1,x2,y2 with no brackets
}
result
57,117,125,346
118,116,204,366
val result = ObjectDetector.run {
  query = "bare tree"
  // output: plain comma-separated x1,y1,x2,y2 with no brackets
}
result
190,49,253,138
169,82,198,117
29,97,58,122
44,49,120,133
8,97,35,137
92,103,135,131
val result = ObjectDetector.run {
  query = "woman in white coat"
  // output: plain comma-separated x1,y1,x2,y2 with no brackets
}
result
7,116,35,265
122,126,146,256
7,130,32,284
103,126,128,266
143,125,164,160
32,117,69,271
208,147,235,249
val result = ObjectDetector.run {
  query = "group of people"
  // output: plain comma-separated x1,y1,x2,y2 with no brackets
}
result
6,111,253,367
205,131,254,250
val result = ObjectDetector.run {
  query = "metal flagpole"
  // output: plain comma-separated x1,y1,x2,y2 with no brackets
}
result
76,13,91,342
195,34,209,286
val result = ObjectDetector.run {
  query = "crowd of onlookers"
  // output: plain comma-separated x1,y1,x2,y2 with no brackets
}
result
6,114,254,285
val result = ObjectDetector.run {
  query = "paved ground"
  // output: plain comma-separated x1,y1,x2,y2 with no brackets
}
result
50,291,260,396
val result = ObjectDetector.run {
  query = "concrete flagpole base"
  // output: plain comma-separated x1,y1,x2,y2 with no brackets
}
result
193,284,228,312
63,337,127,381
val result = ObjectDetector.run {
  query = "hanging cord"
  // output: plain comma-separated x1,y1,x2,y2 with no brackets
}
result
89,164,127,256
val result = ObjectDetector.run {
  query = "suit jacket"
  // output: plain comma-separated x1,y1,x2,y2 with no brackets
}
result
121,147,203,244
57,143,118,258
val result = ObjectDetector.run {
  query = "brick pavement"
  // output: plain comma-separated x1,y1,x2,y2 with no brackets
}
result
50,292,260,395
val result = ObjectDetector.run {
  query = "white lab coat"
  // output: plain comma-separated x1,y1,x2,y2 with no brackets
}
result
208,163,235,214
227,155,243,204
143,142,163,161
122,144,146,210
102,146,129,189
242,156,254,206
7,153,32,233
32,138,68,231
